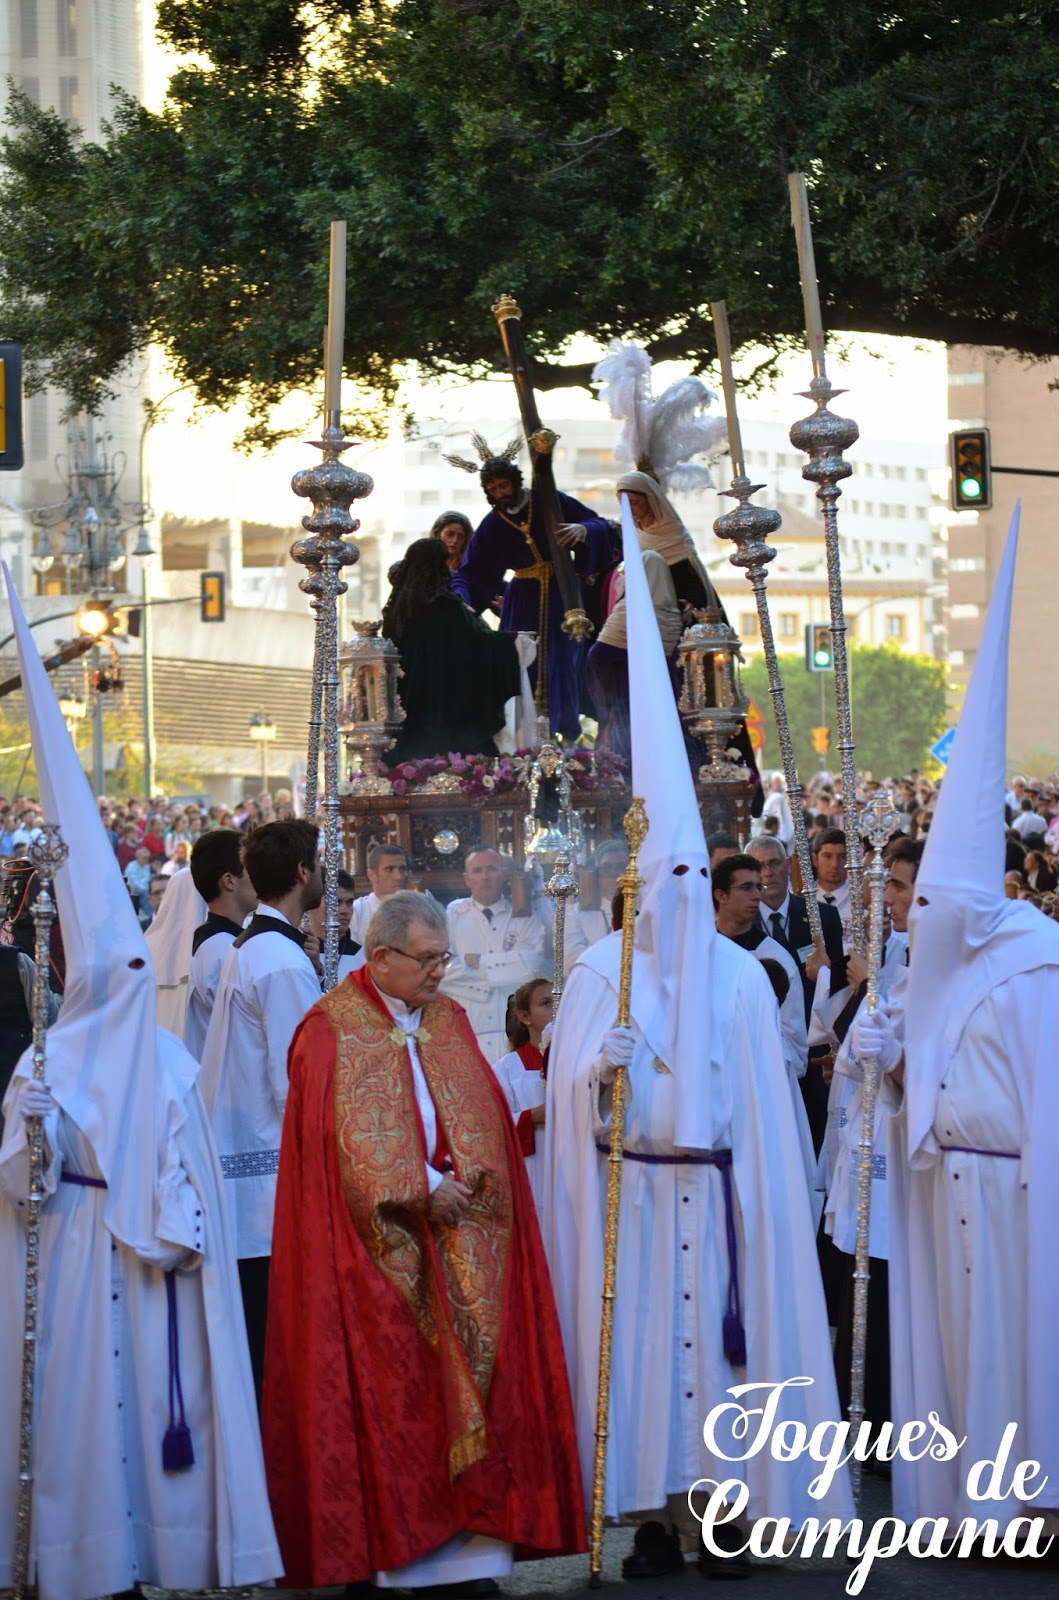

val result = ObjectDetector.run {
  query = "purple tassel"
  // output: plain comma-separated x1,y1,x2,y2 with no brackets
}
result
722,1310,746,1367
162,1421,195,1471
163,1271,194,1472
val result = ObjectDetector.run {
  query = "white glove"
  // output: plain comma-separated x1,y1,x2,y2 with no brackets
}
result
514,632,538,670
600,1025,636,1080
19,1079,54,1122
850,1009,901,1074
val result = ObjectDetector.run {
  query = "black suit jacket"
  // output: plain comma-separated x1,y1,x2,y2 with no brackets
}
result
757,893,846,1026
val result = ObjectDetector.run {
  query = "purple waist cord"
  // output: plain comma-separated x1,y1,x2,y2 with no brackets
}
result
938,1143,1019,1160
595,1144,746,1366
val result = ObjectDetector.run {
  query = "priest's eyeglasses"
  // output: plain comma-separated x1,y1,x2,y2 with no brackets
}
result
388,945,454,972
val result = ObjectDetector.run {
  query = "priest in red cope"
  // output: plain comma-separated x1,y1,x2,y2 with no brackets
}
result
263,890,585,1592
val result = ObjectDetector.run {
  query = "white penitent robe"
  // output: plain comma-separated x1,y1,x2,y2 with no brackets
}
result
746,934,816,1218
889,972,1059,1525
0,1037,281,1600
544,936,854,1525
492,1046,547,1222
823,934,907,1258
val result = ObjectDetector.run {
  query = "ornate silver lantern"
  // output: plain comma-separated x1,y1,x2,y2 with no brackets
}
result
339,620,405,772
678,608,751,779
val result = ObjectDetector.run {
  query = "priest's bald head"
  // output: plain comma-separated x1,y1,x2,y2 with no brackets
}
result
364,889,451,1008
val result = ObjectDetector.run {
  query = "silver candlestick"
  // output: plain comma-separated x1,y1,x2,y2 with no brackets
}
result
545,849,579,1006
714,478,823,941
291,423,373,991
13,824,67,1600
847,790,900,1505
790,376,865,956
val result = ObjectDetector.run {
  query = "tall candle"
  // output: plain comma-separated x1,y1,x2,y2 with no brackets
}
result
787,172,827,380
709,299,745,478
323,220,347,418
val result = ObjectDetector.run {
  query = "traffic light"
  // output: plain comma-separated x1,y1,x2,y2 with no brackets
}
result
805,622,833,673
0,342,24,472
200,571,226,622
950,428,991,510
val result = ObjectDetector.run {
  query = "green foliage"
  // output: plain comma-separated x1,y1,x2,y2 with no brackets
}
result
741,643,949,781
2,2,1059,436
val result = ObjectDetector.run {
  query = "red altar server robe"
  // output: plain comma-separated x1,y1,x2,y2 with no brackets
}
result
262,966,585,1588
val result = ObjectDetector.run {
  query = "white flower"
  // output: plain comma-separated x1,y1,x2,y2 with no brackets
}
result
481,774,496,790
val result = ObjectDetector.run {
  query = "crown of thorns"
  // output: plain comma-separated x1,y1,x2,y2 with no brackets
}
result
442,432,523,474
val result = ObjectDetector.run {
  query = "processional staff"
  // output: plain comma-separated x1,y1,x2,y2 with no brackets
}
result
12,825,67,1600
710,299,823,943
787,173,866,957
589,797,648,1586
290,220,373,991
848,792,899,1504
491,295,594,706
545,848,578,1008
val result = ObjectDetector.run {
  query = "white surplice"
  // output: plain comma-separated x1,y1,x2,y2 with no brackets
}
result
197,910,323,1258
183,922,240,1063
889,971,1059,1523
543,933,854,1525
0,1035,280,1600
492,1046,547,1221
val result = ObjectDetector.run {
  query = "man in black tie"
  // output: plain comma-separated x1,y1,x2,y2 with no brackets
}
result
747,835,846,1151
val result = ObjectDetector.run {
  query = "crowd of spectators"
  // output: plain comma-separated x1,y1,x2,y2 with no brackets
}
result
0,788,297,926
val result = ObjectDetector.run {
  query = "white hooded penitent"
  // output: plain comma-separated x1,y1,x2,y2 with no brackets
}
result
1,564,195,1258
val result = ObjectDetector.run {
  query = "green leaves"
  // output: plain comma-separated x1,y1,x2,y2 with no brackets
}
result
2,1,1058,437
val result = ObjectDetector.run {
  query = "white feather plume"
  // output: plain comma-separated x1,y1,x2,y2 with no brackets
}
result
591,338,726,494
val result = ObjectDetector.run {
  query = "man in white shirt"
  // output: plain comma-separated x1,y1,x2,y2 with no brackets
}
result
760,772,794,847
813,826,853,949
184,829,258,1060
349,844,413,945
441,847,545,1063
197,819,324,1400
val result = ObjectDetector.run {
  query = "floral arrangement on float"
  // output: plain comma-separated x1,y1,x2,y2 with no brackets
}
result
339,747,628,799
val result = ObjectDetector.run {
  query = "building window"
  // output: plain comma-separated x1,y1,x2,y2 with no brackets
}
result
21,75,40,104
915,467,928,482
916,506,928,520
739,612,758,639
878,504,891,519
59,75,79,122
878,464,891,480
885,614,905,640
576,448,613,469
894,504,908,519
20,0,38,56
778,612,797,638
419,489,440,505
894,465,907,481
58,1,78,56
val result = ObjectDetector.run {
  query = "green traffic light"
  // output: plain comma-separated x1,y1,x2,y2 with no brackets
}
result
814,649,831,667
959,476,982,500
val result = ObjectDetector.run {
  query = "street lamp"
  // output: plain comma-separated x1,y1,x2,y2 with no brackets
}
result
76,600,115,797
248,713,277,793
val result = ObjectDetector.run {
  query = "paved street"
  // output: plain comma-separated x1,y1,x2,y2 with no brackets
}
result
132,1477,1059,1600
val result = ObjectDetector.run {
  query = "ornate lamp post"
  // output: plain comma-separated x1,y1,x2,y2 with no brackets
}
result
248,713,277,792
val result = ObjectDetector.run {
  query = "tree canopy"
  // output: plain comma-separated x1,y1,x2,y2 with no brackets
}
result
2,0,1058,437
741,643,950,780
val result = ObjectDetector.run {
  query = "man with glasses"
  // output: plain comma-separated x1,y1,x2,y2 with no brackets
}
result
264,890,585,1593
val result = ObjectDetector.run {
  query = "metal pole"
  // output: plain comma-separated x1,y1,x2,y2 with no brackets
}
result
791,378,866,957
91,646,104,798
12,824,67,1598
290,417,372,991
847,792,899,1505
142,562,155,800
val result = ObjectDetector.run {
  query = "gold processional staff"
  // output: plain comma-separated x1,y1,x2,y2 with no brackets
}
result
589,797,648,1585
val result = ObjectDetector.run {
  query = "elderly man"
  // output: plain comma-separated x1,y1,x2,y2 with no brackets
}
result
263,891,584,1591
442,846,544,1063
